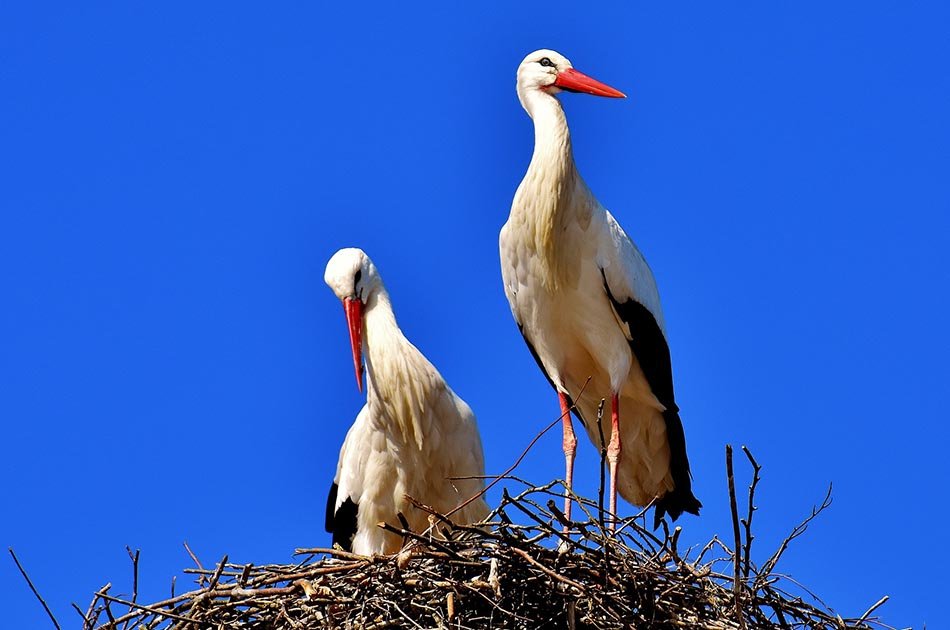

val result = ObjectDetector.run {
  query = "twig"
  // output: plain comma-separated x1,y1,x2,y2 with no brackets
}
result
377,521,465,560
501,488,583,552
293,547,368,561
239,563,253,588
446,377,593,519
510,547,586,593
93,590,196,626
122,546,140,630
760,484,834,578
84,583,109,630
858,595,889,623
100,585,116,626
725,445,747,630
446,415,559,518
740,446,761,579
8,547,62,630
71,602,87,625
182,540,206,589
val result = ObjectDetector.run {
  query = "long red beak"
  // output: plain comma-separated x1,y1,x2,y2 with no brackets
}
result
343,297,364,393
554,68,626,98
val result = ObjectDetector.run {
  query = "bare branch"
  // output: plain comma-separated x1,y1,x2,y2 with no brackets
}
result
760,484,834,579
725,445,747,630
741,445,762,579
8,547,62,630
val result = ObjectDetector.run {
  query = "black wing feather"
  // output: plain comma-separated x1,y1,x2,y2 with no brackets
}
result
325,481,359,552
601,271,701,527
325,482,338,532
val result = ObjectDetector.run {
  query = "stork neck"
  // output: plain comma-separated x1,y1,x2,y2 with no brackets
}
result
513,90,588,289
525,91,575,179
362,289,401,387
360,288,432,450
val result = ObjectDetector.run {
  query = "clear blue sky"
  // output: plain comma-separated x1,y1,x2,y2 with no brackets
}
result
2,2,947,627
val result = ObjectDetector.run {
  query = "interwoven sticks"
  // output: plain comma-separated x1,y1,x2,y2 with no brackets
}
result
54,448,891,630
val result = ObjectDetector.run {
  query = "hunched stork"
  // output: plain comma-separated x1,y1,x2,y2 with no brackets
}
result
324,248,489,554
499,49,701,528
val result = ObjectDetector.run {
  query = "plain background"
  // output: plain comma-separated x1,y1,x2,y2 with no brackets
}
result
2,2,948,627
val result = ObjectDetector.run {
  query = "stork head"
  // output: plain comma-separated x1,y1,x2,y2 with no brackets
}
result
324,248,381,393
516,49,625,108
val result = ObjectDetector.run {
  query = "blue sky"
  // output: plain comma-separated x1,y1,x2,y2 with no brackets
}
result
2,2,948,627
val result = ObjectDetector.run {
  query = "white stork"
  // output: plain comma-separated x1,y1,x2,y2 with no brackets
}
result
323,248,489,554
499,49,701,529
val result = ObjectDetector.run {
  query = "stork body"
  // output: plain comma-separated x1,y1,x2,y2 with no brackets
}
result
500,50,701,527
324,248,488,554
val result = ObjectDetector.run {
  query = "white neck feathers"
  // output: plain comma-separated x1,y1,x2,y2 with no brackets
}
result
362,290,436,450
511,90,590,289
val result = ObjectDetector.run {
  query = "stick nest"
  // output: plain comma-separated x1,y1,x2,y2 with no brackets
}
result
75,447,891,629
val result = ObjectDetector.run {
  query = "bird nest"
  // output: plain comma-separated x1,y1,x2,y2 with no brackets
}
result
25,446,890,629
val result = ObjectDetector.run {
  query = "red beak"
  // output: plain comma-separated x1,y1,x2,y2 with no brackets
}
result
554,68,626,98
343,297,364,393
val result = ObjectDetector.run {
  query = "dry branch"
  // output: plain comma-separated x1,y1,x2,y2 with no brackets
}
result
8,547,62,630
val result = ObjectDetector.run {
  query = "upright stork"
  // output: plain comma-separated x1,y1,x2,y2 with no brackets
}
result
499,49,701,528
324,248,489,554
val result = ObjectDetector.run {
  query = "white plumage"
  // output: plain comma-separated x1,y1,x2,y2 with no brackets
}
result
324,248,488,554
500,50,701,528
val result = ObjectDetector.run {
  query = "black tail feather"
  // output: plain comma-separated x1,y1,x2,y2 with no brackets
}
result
653,484,702,529
653,407,702,529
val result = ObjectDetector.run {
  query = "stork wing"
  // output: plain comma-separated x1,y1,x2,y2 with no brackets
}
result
596,209,701,524
325,405,368,551
596,209,674,405
596,209,665,335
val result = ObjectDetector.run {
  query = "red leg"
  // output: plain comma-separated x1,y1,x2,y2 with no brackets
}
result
558,392,577,526
606,392,621,530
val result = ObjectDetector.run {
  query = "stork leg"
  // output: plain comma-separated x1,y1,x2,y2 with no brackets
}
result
606,392,621,530
558,391,577,528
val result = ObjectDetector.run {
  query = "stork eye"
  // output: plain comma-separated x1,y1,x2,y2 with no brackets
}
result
539,57,555,68
354,268,362,287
